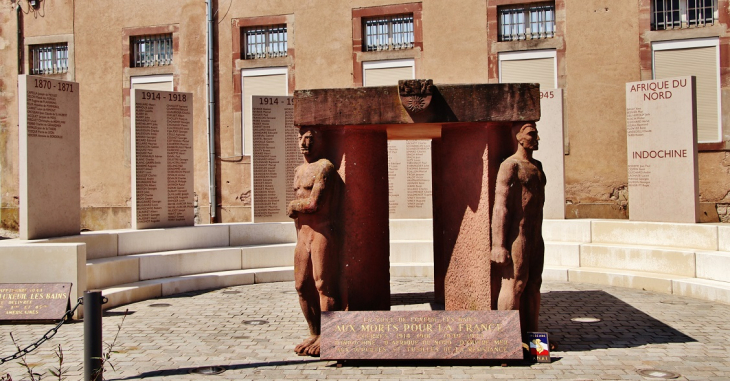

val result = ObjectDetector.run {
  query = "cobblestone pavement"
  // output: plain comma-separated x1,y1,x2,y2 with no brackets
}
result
1,278,730,380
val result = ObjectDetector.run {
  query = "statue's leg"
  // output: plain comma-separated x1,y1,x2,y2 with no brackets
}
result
311,228,339,313
300,229,339,357
497,239,528,311
522,241,545,333
294,228,319,355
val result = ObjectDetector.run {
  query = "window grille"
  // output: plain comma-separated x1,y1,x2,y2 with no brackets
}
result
131,34,173,67
498,3,555,42
652,0,717,30
30,43,68,75
243,25,288,59
363,14,414,52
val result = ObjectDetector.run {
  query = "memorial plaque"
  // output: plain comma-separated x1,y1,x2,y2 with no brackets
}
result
321,311,522,360
533,89,565,219
0,283,72,321
18,75,80,240
251,95,300,222
132,89,194,229
387,140,433,219
626,77,699,223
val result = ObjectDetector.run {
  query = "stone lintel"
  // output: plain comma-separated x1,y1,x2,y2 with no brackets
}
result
294,83,540,128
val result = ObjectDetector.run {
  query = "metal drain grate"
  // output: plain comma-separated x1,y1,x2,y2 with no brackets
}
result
570,317,601,323
243,319,269,325
637,369,680,379
189,366,226,375
148,303,171,308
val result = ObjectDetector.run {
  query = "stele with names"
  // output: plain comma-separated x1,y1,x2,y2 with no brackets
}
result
132,89,194,229
532,88,565,219
387,140,433,219
251,95,300,222
625,76,699,223
19,75,80,240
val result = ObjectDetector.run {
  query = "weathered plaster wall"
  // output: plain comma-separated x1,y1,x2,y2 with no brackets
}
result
0,3,19,232
562,0,640,219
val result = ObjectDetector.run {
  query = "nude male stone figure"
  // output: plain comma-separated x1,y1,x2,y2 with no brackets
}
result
287,127,339,357
491,122,546,336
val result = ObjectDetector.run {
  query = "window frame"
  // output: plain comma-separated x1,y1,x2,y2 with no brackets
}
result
651,37,722,143
241,24,288,60
497,1,556,42
29,43,69,75
240,67,289,156
651,0,719,31
23,34,75,80
130,33,174,68
362,13,415,52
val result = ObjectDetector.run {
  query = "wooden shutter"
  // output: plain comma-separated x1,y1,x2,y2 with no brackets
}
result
242,74,287,154
500,57,556,89
654,46,720,143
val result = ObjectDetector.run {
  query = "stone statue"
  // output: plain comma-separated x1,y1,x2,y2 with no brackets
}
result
491,122,546,336
288,127,340,357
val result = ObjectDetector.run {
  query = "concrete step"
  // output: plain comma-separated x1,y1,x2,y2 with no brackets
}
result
672,278,730,305
567,267,689,294
695,250,730,283
591,220,718,251
102,267,294,310
542,219,592,243
229,222,296,246
579,243,695,277
241,243,295,269
390,263,434,277
543,266,570,282
389,219,433,241
390,240,433,263
117,225,230,256
544,242,581,267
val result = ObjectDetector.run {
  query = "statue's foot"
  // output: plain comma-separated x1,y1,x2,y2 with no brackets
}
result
295,335,318,356
305,336,321,357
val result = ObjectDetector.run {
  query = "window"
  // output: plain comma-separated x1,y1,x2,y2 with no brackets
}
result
652,38,721,143
362,59,414,87
363,14,414,52
651,0,718,30
130,34,173,67
498,2,555,42
242,25,288,59
29,43,68,75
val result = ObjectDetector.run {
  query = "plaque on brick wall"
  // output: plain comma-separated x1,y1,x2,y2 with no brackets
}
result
0,283,72,321
387,140,433,219
532,89,565,219
251,96,300,222
132,89,194,229
321,311,522,360
626,77,699,223
19,75,80,240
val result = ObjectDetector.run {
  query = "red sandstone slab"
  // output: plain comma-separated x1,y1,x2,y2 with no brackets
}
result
321,311,522,360
294,83,540,128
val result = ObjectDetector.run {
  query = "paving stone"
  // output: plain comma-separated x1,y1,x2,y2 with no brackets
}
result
1,279,728,380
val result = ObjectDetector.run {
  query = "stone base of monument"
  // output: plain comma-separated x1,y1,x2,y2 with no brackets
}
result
320,311,523,361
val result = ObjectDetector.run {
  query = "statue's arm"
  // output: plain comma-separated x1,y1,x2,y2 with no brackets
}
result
288,161,334,218
491,161,516,264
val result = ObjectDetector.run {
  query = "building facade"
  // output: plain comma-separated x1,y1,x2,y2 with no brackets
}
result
1,0,729,232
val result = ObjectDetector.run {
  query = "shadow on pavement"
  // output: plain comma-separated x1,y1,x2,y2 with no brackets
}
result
110,359,323,380
541,290,696,351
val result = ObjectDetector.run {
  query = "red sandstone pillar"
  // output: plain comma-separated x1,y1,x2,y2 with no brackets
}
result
435,123,512,310
325,127,391,311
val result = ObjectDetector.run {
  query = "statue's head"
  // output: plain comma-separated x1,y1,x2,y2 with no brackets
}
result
298,127,322,160
513,122,539,151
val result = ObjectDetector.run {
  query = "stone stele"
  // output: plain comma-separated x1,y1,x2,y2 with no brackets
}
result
132,89,194,229
626,76,699,223
19,75,80,240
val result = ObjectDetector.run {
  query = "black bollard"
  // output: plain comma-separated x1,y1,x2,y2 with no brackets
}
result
84,290,103,381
